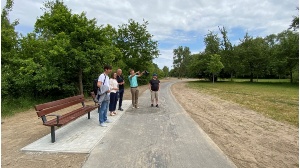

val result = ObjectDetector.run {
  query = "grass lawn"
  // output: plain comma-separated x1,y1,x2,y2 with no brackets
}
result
188,79,299,126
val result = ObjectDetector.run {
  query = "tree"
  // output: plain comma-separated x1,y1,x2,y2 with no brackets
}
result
204,30,220,55
117,19,159,77
1,0,19,97
207,54,224,83
290,7,299,31
34,0,120,95
173,46,191,79
219,26,239,81
277,30,299,83
162,66,169,77
264,34,285,79
238,33,269,82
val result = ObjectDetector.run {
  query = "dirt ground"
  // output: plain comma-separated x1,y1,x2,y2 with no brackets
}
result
172,81,299,168
1,79,299,168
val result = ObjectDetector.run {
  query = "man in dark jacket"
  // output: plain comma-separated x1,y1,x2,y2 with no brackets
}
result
117,69,125,111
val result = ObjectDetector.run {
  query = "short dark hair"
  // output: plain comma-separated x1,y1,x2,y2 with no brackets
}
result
104,65,112,71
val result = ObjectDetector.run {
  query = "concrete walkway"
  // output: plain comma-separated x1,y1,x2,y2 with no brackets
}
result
22,80,236,167
21,101,132,153
82,81,236,168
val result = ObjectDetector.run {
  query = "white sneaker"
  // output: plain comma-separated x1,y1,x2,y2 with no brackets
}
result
105,119,112,123
136,106,140,109
100,123,107,127
132,106,135,109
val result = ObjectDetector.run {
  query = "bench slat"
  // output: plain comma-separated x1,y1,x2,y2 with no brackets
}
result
44,107,86,126
36,98,84,117
35,95,84,111
44,105,97,126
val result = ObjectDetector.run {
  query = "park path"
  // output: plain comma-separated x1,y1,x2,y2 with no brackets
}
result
82,80,236,168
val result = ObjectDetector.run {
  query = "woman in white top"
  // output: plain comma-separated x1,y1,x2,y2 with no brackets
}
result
109,72,119,116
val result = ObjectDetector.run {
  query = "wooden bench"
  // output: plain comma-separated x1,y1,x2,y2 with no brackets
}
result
35,94,98,143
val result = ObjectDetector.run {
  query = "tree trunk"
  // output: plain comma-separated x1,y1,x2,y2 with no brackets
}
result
230,72,233,81
212,74,215,84
290,70,293,83
79,69,83,95
250,72,254,82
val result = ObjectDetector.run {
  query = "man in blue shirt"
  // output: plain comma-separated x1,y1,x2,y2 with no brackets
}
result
128,69,145,108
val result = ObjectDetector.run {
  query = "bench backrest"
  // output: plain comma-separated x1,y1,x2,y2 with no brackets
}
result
35,94,85,118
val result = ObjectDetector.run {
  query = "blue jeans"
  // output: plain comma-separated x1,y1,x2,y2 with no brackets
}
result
98,101,109,124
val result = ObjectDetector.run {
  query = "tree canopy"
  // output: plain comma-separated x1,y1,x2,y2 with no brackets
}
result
172,26,299,83
1,0,159,99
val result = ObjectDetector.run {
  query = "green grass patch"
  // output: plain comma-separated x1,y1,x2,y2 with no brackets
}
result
1,96,55,117
188,79,299,126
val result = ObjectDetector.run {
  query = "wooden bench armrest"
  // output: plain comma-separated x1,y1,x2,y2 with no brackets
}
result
46,114,61,125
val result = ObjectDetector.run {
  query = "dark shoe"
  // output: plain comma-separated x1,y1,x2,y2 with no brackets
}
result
151,104,154,107
119,108,123,111
156,104,159,108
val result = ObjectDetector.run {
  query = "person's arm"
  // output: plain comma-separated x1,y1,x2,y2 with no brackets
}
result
109,79,113,90
149,81,152,91
137,71,144,77
121,78,125,85
97,81,102,87
118,82,123,85
114,80,119,90
97,74,104,87
129,74,135,78
118,77,125,85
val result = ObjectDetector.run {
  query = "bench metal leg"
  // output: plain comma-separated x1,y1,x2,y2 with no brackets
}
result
51,126,55,143
88,112,90,119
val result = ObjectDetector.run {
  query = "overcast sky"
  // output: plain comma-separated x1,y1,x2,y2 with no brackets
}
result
1,0,298,69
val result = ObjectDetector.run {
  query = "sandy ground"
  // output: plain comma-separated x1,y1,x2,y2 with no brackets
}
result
1,79,299,168
172,81,299,168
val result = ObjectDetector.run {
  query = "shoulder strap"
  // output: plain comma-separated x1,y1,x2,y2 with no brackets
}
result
103,74,106,85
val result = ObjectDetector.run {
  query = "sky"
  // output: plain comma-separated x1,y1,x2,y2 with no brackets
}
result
1,0,298,70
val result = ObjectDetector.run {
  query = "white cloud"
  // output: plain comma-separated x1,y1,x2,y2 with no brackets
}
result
2,0,298,69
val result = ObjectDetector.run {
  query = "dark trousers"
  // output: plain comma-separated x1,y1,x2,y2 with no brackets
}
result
118,89,124,108
109,92,118,112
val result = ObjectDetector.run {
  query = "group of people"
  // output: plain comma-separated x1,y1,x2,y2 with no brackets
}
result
97,65,160,127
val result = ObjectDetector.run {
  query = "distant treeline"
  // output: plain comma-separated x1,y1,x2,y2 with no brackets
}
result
171,24,299,83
